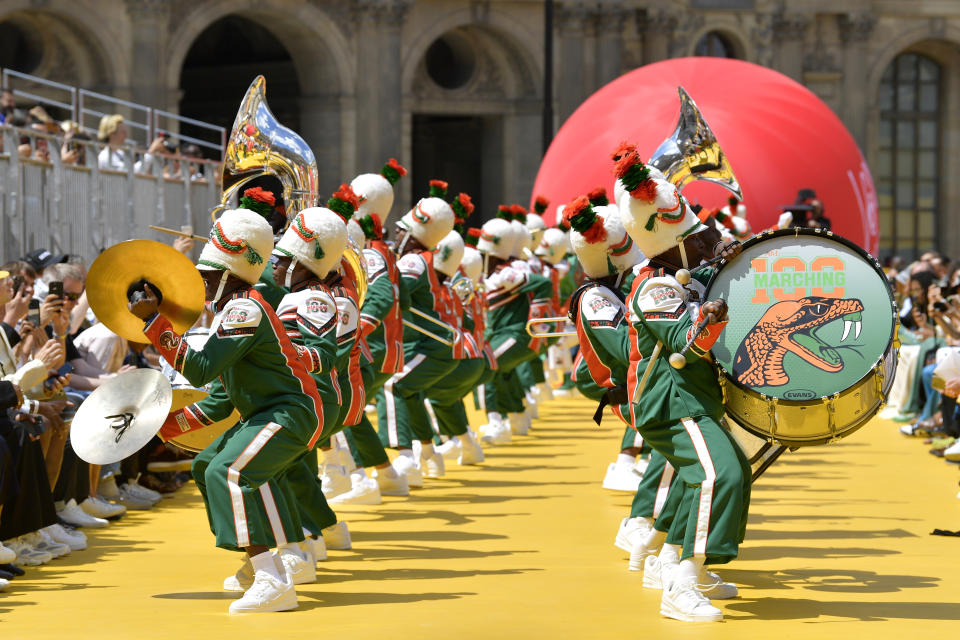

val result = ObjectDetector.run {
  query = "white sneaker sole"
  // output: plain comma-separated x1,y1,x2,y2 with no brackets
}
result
330,490,382,505
229,592,298,614
660,602,723,623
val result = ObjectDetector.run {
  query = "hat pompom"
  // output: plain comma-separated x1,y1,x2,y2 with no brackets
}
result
534,195,549,215
451,192,474,220
239,187,277,220
464,227,481,247
563,196,607,244
381,158,407,185
358,213,384,240
327,184,360,222
510,204,528,221
614,150,658,203
428,179,448,198
610,141,637,162
497,204,512,220
587,186,609,207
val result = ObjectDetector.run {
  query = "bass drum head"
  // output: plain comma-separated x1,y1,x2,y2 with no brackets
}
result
707,229,897,446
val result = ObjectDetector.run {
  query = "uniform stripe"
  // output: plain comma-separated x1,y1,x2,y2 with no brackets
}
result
653,462,675,519
493,337,517,359
258,482,287,545
680,417,716,557
424,398,441,435
477,384,487,412
227,422,282,548
384,354,426,447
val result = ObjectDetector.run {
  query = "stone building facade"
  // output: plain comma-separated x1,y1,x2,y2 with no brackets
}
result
1,0,958,258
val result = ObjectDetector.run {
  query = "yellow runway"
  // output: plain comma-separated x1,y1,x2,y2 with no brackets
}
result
3,396,960,639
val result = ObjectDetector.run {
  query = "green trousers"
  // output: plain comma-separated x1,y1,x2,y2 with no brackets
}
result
629,450,680,526
516,356,546,389
279,449,338,536
638,415,751,565
377,348,459,449
192,418,308,552
484,333,538,414
425,358,488,438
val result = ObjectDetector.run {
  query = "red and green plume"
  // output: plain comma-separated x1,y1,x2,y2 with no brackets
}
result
587,186,609,207
610,141,637,162
239,186,276,220
327,183,360,222
497,204,512,220
464,227,482,247
563,196,607,244
358,213,384,240
381,158,407,186
428,179,448,198
510,204,528,222
612,146,657,203
534,195,549,215
557,217,571,232
451,192,474,220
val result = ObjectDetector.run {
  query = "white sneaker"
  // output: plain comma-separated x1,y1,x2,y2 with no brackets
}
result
115,486,154,510
661,578,723,622
629,536,658,572
507,412,529,436
330,475,382,505
422,452,445,478
306,536,327,562
537,382,554,401
944,439,960,461
0,577,9,591
277,547,316,585
228,569,298,614
552,387,572,397
374,468,410,496
224,556,254,592
124,481,162,505
480,422,512,445
615,517,653,553
643,554,679,590
392,455,424,488
321,522,352,550
57,499,108,528
320,464,352,499
26,530,70,558
524,393,539,419
6,537,53,565
0,540,16,563
43,524,87,551
602,462,643,492
81,496,126,519
436,439,461,461
698,569,738,600
457,433,485,465
98,474,121,499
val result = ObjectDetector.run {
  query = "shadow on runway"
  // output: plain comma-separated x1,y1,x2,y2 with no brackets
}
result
724,597,960,621
738,545,901,561
743,528,918,541
718,567,939,593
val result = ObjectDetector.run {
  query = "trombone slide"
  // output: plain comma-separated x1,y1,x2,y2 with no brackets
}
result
410,307,457,334
525,316,576,338
149,225,208,242
403,319,453,347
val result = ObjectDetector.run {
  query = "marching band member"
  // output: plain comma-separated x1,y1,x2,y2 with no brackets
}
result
615,144,749,622
423,230,486,465
376,180,456,483
476,217,553,443
129,208,323,614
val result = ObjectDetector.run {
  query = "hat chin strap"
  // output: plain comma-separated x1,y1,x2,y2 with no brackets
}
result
396,231,411,255
211,270,231,305
677,237,689,270
285,257,298,289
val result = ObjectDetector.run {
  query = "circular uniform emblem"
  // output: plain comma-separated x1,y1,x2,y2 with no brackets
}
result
158,330,181,350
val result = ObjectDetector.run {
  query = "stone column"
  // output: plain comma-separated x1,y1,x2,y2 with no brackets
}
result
595,2,626,88
773,13,812,82
640,9,678,65
125,0,169,113
838,12,877,148
353,1,382,174
556,1,591,124
378,0,411,164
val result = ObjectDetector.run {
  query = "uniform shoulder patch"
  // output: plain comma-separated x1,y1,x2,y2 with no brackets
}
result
634,276,685,321
580,287,624,327
363,248,388,281
298,290,338,336
217,298,262,337
335,294,360,340
397,253,426,278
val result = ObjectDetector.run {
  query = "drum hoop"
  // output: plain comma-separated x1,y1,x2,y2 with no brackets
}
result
708,227,899,399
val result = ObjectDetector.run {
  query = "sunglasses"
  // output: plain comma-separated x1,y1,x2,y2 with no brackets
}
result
63,291,81,301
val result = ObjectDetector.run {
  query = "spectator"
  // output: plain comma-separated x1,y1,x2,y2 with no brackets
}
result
96,114,165,174
60,130,92,167
0,89,15,123
21,249,67,302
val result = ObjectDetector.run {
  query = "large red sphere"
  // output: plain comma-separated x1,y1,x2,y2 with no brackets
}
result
532,57,878,254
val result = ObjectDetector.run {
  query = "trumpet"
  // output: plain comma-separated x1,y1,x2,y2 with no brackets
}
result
525,316,576,338
451,278,475,304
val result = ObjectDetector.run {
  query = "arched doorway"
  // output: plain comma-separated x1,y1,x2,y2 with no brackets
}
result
179,15,300,158
693,31,740,59
407,24,540,224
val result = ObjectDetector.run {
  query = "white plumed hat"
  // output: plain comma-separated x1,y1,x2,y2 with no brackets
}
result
199,209,274,284
564,199,643,278
346,218,366,251
274,207,347,279
525,213,546,251
477,218,515,261
434,230,465,277
351,158,407,220
460,246,482,283
397,180,455,250
535,227,570,265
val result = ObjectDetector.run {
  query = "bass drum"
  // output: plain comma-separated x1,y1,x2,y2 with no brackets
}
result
159,328,240,453
705,228,898,447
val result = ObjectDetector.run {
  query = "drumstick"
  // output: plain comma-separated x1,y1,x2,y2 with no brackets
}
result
149,225,208,242
669,298,724,369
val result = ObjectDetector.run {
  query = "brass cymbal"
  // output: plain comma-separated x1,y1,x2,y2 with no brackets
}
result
87,240,205,343
70,369,172,465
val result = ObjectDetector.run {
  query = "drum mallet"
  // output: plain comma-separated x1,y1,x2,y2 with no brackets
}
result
668,295,724,369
